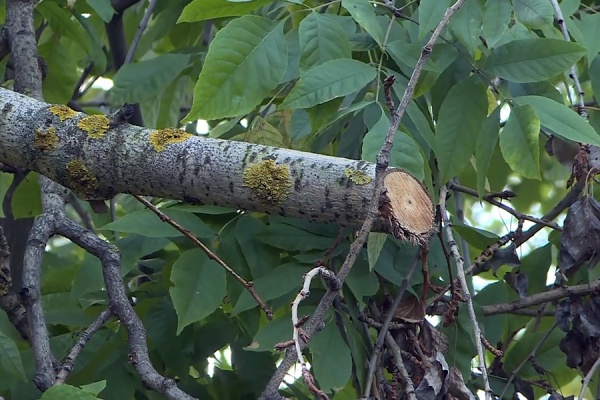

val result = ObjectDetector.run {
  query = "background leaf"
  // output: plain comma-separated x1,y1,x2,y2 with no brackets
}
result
183,16,287,120
513,0,553,29
170,248,227,334
499,104,541,180
112,54,190,103
515,95,600,146
178,0,272,22
435,78,488,182
341,0,383,45
299,12,351,72
485,39,586,83
281,59,376,109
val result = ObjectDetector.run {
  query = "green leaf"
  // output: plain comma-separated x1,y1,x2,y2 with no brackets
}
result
418,0,450,40
178,0,272,22
560,0,580,17
485,39,586,83
232,263,310,315
37,2,91,53
361,104,425,181
435,78,488,182
0,329,26,382
235,216,280,279
40,385,100,400
476,107,500,198
112,54,190,103
100,209,214,238
0,173,11,218
577,13,600,64
257,223,335,252
299,12,351,72
86,0,114,23
80,381,107,396
448,0,483,56
170,248,226,334
281,59,375,110
367,232,387,272
514,95,600,146
513,0,553,29
482,0,511,48
341,0,383,45
248,314,303,352
310,323,352,392
453,222,500,249
499,104,541,180
11,172,42,218
345,256,379,307
183,16,287,121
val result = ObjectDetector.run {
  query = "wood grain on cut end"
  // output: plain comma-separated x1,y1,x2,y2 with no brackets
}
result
380,169,434,243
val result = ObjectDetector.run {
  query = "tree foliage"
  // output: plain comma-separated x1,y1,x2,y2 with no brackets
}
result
2,0,600,399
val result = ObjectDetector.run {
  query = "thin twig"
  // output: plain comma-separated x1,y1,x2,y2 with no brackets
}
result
449,182,562,231
55,309,113,383
385,332,416,400
439,184,492,400
481,279,600,316
290,267,339,399
499,322,557,398
452,177,471,262
259,1,465,397
133,195,273,320
124,0,158,64
578,354,600,400
0,225,29,341
515,179,584,247
71,61,94,101
551,0,587,118
67,193,95,232
363,254,419,398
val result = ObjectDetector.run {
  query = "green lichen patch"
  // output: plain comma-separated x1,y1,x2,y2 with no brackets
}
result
149,128,193,152
78,115,109,139
243,159,291,207
34,126,58,152
66,160,99,198
49,105,77,121
345,168,371,185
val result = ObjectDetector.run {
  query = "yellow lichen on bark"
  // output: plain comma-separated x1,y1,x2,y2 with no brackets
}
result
48,105,77,121
34,126,58,152
66,160,99,197
344,168,371,185
243,159,291,206
78,115,109,139
149,128,193,151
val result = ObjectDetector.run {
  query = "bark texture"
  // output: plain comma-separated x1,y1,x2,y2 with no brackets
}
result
0,88,434,240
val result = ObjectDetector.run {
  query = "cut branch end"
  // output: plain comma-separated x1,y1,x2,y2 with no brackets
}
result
378,169,434,244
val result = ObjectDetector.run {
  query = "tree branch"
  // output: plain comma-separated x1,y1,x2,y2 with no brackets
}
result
124,0,157,64
0,87,431,237
0,225,29,341
439,184,492,399
55,309,113,384
56,217,196,400
481,279,600,316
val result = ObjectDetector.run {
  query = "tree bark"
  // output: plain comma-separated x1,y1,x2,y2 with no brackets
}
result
0,87,434,241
